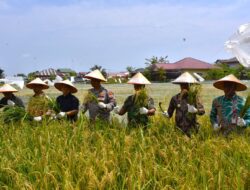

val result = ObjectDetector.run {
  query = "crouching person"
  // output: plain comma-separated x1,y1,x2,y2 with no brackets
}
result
114,72,156,127
164,72,205,137
210,74,250,136
54,80,79,122
81,69,116,123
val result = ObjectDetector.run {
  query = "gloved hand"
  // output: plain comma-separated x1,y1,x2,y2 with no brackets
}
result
187,104,198,113
237,117,246,127
33,116,42,122
57,112,66,118
113,106,120,114
7,100,15,107
139,107,148,115
98,102,107,109
213,123,220,131
162,111,169,118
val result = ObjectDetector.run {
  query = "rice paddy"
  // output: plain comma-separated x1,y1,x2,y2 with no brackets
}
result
0,82,249,189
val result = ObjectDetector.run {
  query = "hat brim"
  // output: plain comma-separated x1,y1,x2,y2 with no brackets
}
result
26,83,49,90
54,83,77,93
84,76,107,82
213,80,247,91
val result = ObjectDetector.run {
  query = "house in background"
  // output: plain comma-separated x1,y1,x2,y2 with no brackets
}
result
215,57,242,68
57,68,76,77
35,68,58,80
151,57,216,80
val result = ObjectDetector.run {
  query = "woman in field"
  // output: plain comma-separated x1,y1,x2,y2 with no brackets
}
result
0,84,24,108
163,72,205,137
26,77,51,122
81,69,116,122
114,72,156,127
54,79,79,122
210,74,250,136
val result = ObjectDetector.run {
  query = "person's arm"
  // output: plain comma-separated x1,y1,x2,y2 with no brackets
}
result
210,99,218,125
167,97,176,118
147,97,156,116
66,97,79,117
117,96,130,115
105,90,116,111
196,97,205,115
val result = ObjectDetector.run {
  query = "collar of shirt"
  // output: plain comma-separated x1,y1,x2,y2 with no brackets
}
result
223,94,237,101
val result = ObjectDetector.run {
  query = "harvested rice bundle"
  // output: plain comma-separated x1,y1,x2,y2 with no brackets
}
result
48,97,60,114
134,88,148,107
27,96,50,117
1,106,32,124
240,94,250,118
187,84,202,105
83,91,98,104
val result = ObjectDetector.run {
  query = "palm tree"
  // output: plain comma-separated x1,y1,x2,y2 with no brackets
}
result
90,65,107,78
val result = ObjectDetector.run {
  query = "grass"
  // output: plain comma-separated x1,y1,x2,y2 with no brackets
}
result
0,82,249,189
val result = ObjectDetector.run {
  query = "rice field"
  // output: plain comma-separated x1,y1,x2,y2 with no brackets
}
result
0,82,249,189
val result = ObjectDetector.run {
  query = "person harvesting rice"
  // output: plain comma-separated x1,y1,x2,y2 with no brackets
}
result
210,74,250,136
26,78,51,122
54,80,79,122
0,84,24,108
114,72,156,127
81,69,116,122
163,72,205,137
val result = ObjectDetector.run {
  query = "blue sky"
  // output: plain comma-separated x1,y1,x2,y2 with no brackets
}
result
0,0,250,75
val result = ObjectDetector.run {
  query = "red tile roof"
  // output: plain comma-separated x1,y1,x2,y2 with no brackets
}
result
153,57,215,70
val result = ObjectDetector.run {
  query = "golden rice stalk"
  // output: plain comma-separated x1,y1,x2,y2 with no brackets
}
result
1,106,32,124
48,97,60,113
240,94,250,118
83,91,98,104
187,84,202,105
134,88,148,107
27,96,50,117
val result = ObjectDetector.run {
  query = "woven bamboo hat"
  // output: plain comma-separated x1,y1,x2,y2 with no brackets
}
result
54,79,78,93
127,72,151,85
172,72,198,84
84,69,107,82
0,84,18,93
26,78,49,89
213,74,247,91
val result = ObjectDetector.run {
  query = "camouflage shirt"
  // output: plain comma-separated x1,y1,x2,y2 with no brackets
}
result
84,86,116,121
121,95,155,127
167,93,205,133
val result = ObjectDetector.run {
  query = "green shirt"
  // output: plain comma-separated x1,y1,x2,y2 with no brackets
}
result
210,94,250,127
122,95,155,127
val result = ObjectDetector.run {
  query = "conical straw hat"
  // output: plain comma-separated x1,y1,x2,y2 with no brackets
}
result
127,72,151,85
84,69,107,82
213,74,247,91
26,77,49,89
0,84,18,93
54,79,78,93
172,72,198,84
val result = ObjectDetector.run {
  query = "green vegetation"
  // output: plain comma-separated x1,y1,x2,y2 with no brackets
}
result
0,83,249,189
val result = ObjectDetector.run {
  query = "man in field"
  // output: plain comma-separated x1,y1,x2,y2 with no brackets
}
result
210,74,250,136
163,72,205,137
114,72,156,127
0,84,24,108
81,69,116,122
54,79,79,122
26,78,51,122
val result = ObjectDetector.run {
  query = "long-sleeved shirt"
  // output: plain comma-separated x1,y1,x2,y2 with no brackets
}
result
210,94,250,129
0,94,24,108
167,93,205,134
56,93,79,121
121,95,155,127
83,86,116,121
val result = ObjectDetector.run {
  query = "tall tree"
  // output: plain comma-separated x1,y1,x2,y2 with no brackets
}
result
90,65,107,78
145,55,169,67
